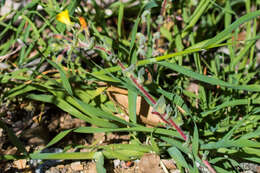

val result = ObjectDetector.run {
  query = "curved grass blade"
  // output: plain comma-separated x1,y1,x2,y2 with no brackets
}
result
158,61,260,92
203,10,260,48
168,146,189,169
26,94,118,128
160,136,191,155
182,0,210,38
117,2,124,38
73,126,181,139
21,14,46,47
202,99,260,117
45,129,74,149
201,139,260,150
92,43,232,76
47,59,73,96
74,98,134,127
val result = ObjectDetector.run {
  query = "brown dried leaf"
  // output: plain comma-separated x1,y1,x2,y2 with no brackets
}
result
107,86,164,126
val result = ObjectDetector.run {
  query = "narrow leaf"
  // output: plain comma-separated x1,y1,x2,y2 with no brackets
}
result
47,59,73,96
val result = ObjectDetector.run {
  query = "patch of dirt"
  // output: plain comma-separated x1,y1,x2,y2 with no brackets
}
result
138,153,162,173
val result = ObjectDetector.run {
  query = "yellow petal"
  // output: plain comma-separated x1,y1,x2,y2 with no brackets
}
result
56,9,73,25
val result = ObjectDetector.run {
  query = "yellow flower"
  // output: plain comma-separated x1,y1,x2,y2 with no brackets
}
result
56,9,73,26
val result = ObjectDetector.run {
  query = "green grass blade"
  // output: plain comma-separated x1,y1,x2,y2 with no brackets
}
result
117,2,124,38
240,127,260,140
192,123,199,156
160,136,191,155
92,43,232,76
94,152,106,173
102,150,130,160
47,59,73,96
158,61,260,92
203,10,260,47
30,152,94,160
201,99,260,117
21,14,45,47
182,0,210,38
223,114,249,141
129,17,140,62
168,147,189,169
128,89,137,123
231,40,255,70
45,129,74,149
74,98,134,127
73,126,181,139
201,139,260,150
6,84,40,98
26,94,116,128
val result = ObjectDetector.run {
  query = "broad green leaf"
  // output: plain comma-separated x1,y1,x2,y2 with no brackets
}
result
160,27,172,42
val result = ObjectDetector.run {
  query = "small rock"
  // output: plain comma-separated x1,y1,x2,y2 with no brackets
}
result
56,164,65,169
71,161,84,171
84,162,97,173
13,159,27,169
46,167,60,173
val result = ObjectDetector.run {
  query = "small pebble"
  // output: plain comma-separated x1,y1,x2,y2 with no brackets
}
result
71,161,84,171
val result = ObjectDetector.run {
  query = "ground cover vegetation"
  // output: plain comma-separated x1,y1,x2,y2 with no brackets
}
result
0,0,260,172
